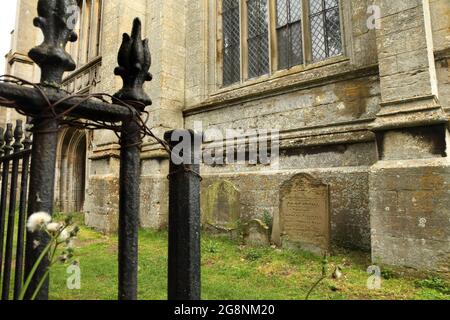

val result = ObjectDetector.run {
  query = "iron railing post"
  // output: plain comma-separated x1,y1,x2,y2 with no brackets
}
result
0,0,156,301
14,131,32,300
24,0,79,300
114,18,152,300
0,125,12,283
2,120,23,300
165,129,202,300
118,118,141,300
24,118,59,300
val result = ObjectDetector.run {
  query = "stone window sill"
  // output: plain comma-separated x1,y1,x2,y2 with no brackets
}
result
184,57,379,115
215,55,349,96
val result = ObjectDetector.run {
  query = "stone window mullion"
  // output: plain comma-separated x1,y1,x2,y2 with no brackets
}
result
96,0,104,58
88,0,95,60
302,0,312,64
77,0,86,66
268,0,278,73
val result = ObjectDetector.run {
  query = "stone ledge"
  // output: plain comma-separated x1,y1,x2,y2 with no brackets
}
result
89,148,120,160
199,167,372,178
378,95,440,115
90,141,170,161
138,120,377,161
370,157,450,170
6,52,33,65
184,63,379,116
370,95,447,131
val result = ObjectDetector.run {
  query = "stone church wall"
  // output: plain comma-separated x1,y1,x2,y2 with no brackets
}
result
2,0,449,271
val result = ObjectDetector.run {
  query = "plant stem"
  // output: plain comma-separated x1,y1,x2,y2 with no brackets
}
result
18,240,53,300
31,270,50,300
305,276,327,300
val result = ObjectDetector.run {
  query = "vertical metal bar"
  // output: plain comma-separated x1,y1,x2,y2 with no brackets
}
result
114,17,152,301
165,130,202,301
24,118,59,300
23,0,80,300
0,127,4,288
118,118,141,300
13,132,32,300
0,124,13,290
2,121,23,300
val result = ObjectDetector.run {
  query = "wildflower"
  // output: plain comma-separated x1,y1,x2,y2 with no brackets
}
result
59,229,71,242
46,222,62,234
27,212,52,233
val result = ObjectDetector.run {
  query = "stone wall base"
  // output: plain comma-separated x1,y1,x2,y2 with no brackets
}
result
370,158,450,272
84,175,119,234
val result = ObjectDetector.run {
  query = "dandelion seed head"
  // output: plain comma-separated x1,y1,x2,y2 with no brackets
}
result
27,212,52,233
59,229,71,242
46,222,62,233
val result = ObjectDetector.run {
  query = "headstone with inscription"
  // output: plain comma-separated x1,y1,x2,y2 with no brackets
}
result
201,180,241,230
279,174,330,254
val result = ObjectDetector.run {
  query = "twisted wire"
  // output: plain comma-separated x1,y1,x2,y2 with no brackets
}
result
0,75,201,179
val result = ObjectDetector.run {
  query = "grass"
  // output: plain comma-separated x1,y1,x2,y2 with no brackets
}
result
46,215,450,300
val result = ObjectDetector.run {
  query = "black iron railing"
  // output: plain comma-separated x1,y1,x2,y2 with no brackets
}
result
0,0,202,301
0,120,32,300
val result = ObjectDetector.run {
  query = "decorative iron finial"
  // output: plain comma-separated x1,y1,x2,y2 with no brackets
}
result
23,131,33,150
114,18,152,110
4,124,14,154
29,0,79,86
13,120,24,151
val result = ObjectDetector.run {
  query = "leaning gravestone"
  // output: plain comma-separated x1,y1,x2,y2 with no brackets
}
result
202,180,241,231
279,174,330,254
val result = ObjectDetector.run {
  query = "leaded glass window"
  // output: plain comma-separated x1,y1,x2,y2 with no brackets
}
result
247,0,270,78
222,0,241,85
219,0,343,86
276,0,303,70
309,0,342,62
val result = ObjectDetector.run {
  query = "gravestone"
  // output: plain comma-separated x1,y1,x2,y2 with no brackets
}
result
202,180,241,230
279,174,330,254
243,219,270,246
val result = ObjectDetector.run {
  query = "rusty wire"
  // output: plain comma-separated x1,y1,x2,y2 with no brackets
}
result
0,74,201,179
0,74,171,152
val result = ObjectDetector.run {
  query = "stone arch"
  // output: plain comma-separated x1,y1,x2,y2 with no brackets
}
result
55,128,88,213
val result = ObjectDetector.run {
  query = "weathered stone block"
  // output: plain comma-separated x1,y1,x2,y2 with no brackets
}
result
370,159,450,272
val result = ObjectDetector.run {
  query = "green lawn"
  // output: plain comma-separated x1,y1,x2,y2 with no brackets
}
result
48,216,450,300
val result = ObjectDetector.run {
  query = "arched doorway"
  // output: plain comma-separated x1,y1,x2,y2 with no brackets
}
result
56,128,88,213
